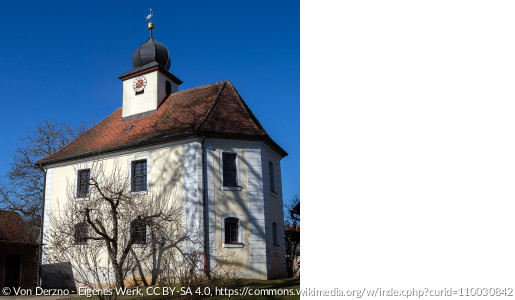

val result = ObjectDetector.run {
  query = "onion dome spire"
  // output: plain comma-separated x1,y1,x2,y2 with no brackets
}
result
131,9,171,70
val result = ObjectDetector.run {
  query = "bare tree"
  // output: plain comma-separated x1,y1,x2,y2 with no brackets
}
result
47,160,184,298
284,195,300,278
0,120,87,236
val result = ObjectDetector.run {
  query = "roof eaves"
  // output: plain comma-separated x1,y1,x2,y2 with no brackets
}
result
118,63,183,85
37,131,198,167
260,135,288,158
38,131,287,167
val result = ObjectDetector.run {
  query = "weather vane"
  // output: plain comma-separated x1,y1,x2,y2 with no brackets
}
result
146,8,153,22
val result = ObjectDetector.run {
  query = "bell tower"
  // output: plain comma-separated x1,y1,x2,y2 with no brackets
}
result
119,15,182,119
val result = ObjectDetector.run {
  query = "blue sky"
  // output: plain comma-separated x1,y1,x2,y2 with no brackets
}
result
0,1,299,201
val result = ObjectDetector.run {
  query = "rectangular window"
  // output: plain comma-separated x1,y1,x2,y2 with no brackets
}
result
77,169,90,198
222,153,237,187
132,160,147,192
74,222,88,245
130,218,147,245
224,217,239,244
269,161,275,193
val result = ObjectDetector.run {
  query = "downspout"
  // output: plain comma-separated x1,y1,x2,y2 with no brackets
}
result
35,163,47,287
201,136,211,279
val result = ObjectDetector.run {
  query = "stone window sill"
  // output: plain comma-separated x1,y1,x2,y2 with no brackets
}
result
129,191,148,195
223,243,245,248
222,186,242,191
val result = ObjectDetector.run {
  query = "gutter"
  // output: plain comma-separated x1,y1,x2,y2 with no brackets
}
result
201,136,211,278
35,163,46,287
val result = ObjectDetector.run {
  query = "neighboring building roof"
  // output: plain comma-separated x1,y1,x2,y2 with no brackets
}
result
38,80,287,165
284,225,300,232
0,211,37,244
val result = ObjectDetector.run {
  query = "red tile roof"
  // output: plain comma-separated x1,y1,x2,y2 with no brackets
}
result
38,80,286,165
0,211,37,243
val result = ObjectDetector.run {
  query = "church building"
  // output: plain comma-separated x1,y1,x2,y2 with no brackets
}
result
37,19,288,281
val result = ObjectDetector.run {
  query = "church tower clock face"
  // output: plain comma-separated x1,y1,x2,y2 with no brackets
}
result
133,76,147,92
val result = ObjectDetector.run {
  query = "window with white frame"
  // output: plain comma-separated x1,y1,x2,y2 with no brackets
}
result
74,222,88,245
130,217,147,245
222,214,244,247
77,169,90,198
131,159,147,192
225,217,239,243
220,150,241,190
222,153,237,187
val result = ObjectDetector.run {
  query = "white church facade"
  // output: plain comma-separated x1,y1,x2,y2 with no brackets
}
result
37,20,288,281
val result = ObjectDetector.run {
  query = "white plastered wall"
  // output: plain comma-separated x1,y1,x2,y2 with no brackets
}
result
204,138,286,279
42,141,185,275
262,146,288,278
41,137,286,281
122,70,178,118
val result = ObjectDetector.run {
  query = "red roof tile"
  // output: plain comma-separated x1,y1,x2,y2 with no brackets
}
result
0,211,37,243
38,80,285,164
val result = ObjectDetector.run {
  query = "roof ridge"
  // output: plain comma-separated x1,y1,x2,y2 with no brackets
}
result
196,80,228,131
226,81,268,134
171,80,226,97
152,81,227,112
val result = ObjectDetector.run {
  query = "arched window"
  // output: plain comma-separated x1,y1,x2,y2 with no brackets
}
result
74,222,88,245
272,222,278,245
224,217,239,244
130,217,147,245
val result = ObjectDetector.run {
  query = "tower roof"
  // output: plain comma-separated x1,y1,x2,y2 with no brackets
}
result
131,37,171,70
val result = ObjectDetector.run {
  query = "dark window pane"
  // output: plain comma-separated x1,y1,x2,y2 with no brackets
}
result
74,222,88,245
132,160,147,192
131,218,147,245
224,217,239,244
222,153,237,187
225,219,231,244
272,222,278,245
77,169,90,198
269,162,275,193
165,81,172,96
